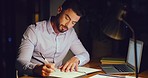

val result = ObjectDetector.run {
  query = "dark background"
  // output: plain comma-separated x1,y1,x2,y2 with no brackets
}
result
0,0,148,78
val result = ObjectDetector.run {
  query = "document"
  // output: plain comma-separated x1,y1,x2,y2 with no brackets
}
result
90,74,142,78
90,74,122,78
49,66,101,78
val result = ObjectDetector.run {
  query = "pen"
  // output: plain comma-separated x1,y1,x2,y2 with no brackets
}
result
39,52,50,64
39,52,56,72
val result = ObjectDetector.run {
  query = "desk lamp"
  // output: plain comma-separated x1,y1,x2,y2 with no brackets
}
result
101,7,138,78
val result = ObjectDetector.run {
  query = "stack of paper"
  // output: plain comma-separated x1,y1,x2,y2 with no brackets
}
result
49,66,101,78
100,57,125,64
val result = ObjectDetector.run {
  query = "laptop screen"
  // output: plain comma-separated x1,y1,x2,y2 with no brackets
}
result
126,38,144,72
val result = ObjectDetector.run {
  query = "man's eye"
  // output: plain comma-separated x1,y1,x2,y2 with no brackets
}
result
72,22,76,25
65,16,69,20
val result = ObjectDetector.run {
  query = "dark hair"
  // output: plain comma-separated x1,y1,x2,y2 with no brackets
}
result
62,0,85,17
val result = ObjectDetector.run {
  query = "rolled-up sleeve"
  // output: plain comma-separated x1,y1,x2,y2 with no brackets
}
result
16,25,37,75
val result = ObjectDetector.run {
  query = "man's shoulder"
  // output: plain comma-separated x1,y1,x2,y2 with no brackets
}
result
35,20,47,28
29,20,48,32
36,20,47,26
68,28,75,33
66,28,78,37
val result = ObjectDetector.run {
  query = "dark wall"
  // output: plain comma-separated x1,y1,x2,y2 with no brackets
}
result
1,0,148,78
0,0,16,78
78,0,148,72
1,0,50,78
79,0,130,58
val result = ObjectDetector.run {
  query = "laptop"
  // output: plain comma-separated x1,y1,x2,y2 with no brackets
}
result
100,38,144,74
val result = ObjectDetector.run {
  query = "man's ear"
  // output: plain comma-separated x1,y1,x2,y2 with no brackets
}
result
57,6,62,14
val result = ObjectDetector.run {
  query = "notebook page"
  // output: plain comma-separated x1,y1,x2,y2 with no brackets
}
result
49,66,101,78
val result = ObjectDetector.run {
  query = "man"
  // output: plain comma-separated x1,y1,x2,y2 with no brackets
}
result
16,0,90,77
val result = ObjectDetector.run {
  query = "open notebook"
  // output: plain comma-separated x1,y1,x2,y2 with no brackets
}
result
100,38,144,74
49,66,101,78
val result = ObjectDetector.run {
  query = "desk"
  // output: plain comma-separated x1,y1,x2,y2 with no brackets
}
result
19,59,148,78
83,59,148,78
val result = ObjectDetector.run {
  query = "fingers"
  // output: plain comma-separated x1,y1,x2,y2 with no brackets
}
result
61,62,69,72
60,62,78,72
38,63,55,77
75,63,78,71
41,69,50,76
41,67,55,76
71,62,78,72
60,57,79,72
42,65,53,73
65,62,73,72
46,63,55,72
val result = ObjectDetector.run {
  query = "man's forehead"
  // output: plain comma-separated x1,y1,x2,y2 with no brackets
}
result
63,9,81,21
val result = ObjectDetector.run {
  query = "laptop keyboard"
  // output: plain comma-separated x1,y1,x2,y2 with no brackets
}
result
113,64,133,72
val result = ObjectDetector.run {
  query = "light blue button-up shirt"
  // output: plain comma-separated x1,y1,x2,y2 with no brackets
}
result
16,18,90,75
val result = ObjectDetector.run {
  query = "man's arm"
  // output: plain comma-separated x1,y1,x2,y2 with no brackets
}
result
70,30,90,66
16,25,37,75
60,29,90,72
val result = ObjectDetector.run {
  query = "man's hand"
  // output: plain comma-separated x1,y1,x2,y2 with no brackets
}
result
33,63,55,77
59,56,80,72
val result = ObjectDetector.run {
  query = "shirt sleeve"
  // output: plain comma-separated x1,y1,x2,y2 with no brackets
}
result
16,25,37,75
70,29,90,66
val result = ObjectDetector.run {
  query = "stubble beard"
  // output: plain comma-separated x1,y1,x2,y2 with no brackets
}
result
59,25,68,33
55,14,68,33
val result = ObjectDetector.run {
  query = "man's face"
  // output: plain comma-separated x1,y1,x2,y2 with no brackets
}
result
56,8,81,33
